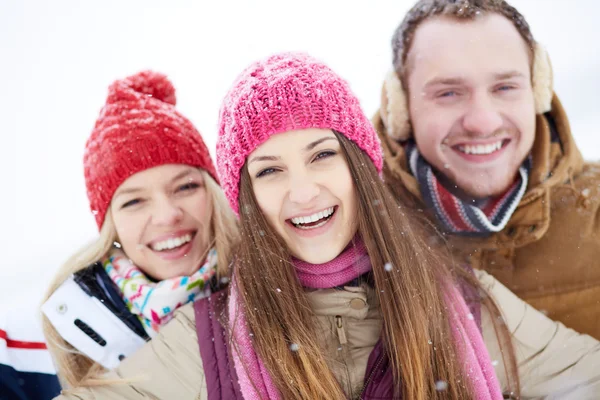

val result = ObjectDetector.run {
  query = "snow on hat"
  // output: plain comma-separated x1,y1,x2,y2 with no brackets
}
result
216,52,383,214
84,70,217,230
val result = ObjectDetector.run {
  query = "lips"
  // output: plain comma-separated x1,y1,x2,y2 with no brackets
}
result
144,230,198,261
453,139,510,155
285,206,339,238
147,230,197,252
289,207,335,229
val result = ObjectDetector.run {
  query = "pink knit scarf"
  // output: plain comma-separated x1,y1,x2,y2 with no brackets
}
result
293,240,372,289
228,241,503,399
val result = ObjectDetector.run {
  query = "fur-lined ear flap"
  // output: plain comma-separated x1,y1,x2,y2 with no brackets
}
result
380,70,411,141
532,42,553,114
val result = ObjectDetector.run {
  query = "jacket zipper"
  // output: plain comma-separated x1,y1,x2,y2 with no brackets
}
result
335,315,354,396
359,353,384,399
335,315,347,345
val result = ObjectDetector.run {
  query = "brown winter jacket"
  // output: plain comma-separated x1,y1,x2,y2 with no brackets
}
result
374,94,600,339
53,271,600,400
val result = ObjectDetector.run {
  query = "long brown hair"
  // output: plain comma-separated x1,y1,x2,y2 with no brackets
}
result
232,131,519,399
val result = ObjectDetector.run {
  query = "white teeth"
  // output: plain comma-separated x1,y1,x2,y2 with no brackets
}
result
295,218,329,230
291,207,334,226
459,140,504,155
151,234,193,251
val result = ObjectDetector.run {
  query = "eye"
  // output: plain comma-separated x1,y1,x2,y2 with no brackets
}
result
313,150,336,161
256,167,279,178
496,85,515,92
121,198,142,209
438,90,457,98
177,182,201,192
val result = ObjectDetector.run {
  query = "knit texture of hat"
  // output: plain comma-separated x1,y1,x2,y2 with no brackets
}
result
216,52,383,214
84,70,217,230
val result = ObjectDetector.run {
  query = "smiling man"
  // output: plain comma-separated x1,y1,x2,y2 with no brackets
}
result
374,0,600,338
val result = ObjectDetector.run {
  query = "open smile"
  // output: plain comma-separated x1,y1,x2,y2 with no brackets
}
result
288,206,336,230
453,139,510,156
146,230,197,260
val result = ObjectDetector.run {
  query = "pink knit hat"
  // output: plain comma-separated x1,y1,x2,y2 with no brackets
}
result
216,52,383,214
84,70,218,230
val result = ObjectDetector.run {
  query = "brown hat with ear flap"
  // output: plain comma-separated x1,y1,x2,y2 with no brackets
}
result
380,0,554,142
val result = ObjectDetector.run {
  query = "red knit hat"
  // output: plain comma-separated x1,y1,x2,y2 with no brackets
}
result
216,52,383,215
84,70,218,230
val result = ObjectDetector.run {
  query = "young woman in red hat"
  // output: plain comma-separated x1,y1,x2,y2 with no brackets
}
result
41,70,238,390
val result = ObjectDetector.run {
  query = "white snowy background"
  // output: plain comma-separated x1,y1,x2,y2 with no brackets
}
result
1,0,599,308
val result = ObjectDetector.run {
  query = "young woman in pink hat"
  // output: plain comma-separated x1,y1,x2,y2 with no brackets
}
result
40,70,238,390
54,56,600,400
216,53,600,400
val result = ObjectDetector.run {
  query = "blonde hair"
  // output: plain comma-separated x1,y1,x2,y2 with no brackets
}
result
42,170,239,389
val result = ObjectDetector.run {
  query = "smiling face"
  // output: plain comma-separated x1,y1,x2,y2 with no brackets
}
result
246,128,358,264
110,164,211,280
406,14,536,198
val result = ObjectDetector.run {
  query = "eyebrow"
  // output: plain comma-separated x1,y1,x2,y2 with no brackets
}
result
493,70,526,80
424,77,466,89
113,168,197,197
170,168,196,183
425,71,527,89
248,136,338,164
304,136,337,151
248,155,281,164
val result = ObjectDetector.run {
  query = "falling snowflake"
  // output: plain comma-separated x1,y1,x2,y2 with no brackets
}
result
435,380,448,391
289,343,300,351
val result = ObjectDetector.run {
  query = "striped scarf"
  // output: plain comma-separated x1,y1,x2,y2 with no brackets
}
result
104,248,217,337
406,142,531,236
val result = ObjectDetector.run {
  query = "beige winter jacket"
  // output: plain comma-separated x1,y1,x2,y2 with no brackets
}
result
54,271,600,400
374,95,600,339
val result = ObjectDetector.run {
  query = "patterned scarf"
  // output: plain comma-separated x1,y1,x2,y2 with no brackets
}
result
406,142,531,236
228,240,502,399
104,248,217,337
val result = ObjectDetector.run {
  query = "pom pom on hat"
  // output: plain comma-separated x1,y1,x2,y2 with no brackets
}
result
107,70,177,106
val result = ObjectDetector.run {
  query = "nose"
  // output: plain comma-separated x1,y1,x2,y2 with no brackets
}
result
151,197,183,226
462,94,503,136
288,172,320,205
